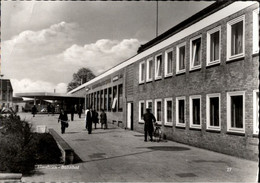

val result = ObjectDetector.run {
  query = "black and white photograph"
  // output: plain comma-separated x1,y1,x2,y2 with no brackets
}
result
0,0,259,182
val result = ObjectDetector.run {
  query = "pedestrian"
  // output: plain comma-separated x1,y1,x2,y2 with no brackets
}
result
143,108,156,142
100,109,107,129
78,104,82,118
47,104,51,116
70,105,75,121
85,107,89,130
31,105,37,117
86,108,93,134
51,104,55,116
92,109,99,129
58,108,69,134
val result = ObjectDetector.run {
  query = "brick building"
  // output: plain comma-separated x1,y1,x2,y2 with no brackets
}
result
0,79,13,109
69,1,259,160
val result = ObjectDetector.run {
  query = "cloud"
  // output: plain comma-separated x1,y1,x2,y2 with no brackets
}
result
11,79,67,94
2,22,141,94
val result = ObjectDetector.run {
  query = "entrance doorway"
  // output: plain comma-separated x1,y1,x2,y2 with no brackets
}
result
127,102,133,130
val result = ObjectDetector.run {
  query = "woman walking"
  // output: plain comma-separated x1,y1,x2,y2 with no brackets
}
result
58,108,69,134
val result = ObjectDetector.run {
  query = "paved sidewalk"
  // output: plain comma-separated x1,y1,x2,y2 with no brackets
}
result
19,113,258,182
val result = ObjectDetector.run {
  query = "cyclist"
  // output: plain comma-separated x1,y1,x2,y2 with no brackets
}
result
143,108,156,142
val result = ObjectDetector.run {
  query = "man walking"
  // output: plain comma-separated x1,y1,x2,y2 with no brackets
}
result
143,108,156,142
86,108,93,134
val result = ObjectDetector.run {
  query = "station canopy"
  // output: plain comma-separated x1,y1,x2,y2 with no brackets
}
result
15,92,84,101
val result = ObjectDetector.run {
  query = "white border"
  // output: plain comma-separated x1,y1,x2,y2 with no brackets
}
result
206,26,221,66
176,96,186,127
189,95,202,129
139,61,145,84
155,99,162,125
164,98,173,126
146,99,153,113
226,15,245,61
206,93,221,131
190,35,202,71
146,58,153,82
253,90,259,135
176,42,186,74
226,91,245,133
164,48,174,77
139,100,145,123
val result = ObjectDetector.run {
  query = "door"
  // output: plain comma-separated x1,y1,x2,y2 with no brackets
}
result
127,102,133,130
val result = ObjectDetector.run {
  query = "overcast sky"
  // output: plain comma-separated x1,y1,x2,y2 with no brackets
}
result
1,1,213,94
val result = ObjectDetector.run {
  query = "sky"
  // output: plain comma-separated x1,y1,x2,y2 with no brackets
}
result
1,1,213,94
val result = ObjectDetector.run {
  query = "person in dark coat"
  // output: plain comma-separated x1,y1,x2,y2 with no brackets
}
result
77,104,82,118
58,108,68,134
32,105,37,117
86,108,93,134
100,109,107,129
70,105,75,121
47,104,51,116
92,109,99,129
143,108,156,142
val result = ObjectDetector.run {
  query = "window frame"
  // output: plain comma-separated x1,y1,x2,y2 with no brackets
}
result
146,57,153,82
164,48,173,77
206,26,221,66
146,99,153,113
118,84,123,112
253,90,259,135
176,42,186,74
155,53,163,80
227,91,245,133
253,9,259,54
206,93,221,131
154,99,162,125
139,100,145,123
164,98,173,126
176,96,186,127
139,61,145,84
189,95,202,129
190,35,202,71
226,15,245,61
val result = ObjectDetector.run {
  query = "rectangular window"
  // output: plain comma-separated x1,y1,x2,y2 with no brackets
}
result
253,90,259,135
155,54,162,79
112,86,117,111
104,89,107,111
146,100,153,113
190,95,201,129
97,91,100,111
253,9,259,54
164,98,173,125
139,100,145,123
176,97,185,127
118,84,123,111
176,42,186,74
100,90,103,110
227,15,245,60
227,91,245,133
139,61,145,83
207,26,221,66
165,49,173,77
146,58,153,82
155,99,162,124
206,94,221,131
190,35,202,70
94,92,96,110
108,88,112,111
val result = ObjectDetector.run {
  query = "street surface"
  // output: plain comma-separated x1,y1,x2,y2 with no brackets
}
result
18,113,258,182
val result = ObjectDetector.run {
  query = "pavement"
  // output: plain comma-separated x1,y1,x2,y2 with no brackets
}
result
18,112,258,182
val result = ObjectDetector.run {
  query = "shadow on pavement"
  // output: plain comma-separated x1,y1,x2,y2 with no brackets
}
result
138,146,190,151
65,132,80,134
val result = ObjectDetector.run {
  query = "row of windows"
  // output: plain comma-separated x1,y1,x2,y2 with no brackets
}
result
139,11,259,83
139,90,259,135
86,84,123,112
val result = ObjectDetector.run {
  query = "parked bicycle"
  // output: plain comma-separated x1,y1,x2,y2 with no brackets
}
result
153,123,162,142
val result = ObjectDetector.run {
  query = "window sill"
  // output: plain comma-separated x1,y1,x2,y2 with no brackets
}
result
155,77,162,81
206,60,220,67
253,133,259,138
164,74,173,78
164,123,173,127
138,121,144,124
176,70,186,75
155,122,162,126
226,131,245,136
189,127,202,131
252,52,259,57
146,79,153,83
176,125,186,129
206,129,221,133
227,55,245,62
139,82,145,85
189,66,201,72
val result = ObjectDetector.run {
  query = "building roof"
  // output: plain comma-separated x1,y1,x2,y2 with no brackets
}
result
0,79,13,91
16,92,84,101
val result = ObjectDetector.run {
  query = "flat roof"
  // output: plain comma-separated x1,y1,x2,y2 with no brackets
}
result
16,92,84,100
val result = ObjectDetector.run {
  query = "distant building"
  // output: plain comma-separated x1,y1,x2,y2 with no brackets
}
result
0,79,13,109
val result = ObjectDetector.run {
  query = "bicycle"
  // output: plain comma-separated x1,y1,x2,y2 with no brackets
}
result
153,123,162,142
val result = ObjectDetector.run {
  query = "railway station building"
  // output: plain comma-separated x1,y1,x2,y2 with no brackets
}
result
69,1,259,160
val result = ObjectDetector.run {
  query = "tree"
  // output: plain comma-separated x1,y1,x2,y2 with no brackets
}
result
67,68,96,92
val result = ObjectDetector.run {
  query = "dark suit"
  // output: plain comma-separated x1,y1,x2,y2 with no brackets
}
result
86,110,93,134
143,112,156,141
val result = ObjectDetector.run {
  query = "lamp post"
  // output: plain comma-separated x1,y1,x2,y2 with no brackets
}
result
0,74,4,110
